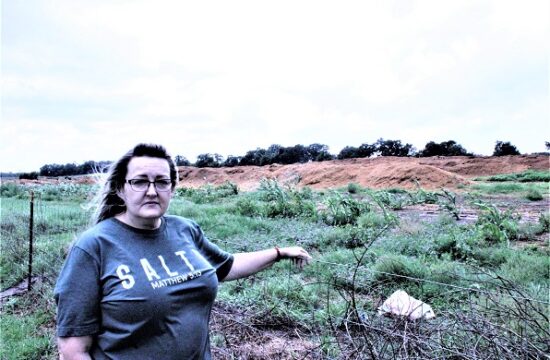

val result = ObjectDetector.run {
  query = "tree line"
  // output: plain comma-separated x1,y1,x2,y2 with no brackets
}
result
19,160,112,180
18,139,547,179
189,139,530,168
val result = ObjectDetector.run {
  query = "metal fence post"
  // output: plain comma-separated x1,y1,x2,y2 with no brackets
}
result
28,191,34,291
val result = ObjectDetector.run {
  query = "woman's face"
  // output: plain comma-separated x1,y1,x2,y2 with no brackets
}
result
117,156,174,229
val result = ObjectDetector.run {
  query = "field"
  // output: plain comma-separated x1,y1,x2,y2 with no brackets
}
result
1,156,549,359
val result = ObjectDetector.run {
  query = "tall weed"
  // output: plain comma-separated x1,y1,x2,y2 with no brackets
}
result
475,202,520,245
258,179,316,218
175,181,239,203
320,191,368,226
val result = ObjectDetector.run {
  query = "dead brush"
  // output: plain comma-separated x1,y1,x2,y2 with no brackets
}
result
324,264,549,359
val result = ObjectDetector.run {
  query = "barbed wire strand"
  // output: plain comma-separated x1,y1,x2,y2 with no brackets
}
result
312,259,550,305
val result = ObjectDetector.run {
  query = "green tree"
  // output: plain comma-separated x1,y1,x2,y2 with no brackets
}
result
375,138,415,157
307,143,334,161
266,144,284,164
337,146,360,160
358,143,377,157
493,141,520,156
223,155,241,167
174,155,191,166
240,148,269,166
277,144,310,164
195,153,223,168
19,172,39,180
419,140,470,157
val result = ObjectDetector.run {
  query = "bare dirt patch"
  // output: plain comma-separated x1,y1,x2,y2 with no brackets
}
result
210,303,322,359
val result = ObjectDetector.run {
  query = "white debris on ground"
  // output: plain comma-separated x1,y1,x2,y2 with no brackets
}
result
378,290,436,320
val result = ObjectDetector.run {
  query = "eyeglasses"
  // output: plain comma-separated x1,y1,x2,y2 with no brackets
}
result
126,179,173,192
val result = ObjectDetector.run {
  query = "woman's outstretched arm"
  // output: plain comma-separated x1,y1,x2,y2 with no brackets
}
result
223,246,311,281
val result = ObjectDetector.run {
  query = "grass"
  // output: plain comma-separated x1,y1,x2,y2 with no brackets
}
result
471,181,548,195
474,170,550,182
1,181,549,358
0,284,57,360
470,169,549,199
0,311,55,359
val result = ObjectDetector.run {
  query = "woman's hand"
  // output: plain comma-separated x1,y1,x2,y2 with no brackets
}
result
279,246,312,269
58,336,93,360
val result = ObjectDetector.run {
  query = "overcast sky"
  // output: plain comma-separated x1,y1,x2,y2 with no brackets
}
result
2,0,549,172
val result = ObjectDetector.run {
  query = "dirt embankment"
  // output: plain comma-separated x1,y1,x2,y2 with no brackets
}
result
178,155,549,191
13,155,548,191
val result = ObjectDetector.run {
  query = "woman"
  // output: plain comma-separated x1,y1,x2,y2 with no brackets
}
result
54,143,312,360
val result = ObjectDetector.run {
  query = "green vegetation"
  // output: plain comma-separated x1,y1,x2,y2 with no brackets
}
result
1,180,548,359
471,182,548,196
493,140,521,156
474,170,550,183
470,170,548,201
175,181,238,204
525,187,544,201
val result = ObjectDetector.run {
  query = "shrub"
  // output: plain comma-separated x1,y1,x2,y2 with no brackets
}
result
476,170,550,182
434,230,480,261
234,197,262,217
346,182,361,194
320,191,368,226
19,172,39,180
538,213,550,233
371,190,409,210
33,183,93,202
175,182,239,203
525,188,543,201
372,254,426,284
257,179,316,219
475,202,520,245
0,183,25,198
500,251,550,285
471,246,512,267
258,178,286,202
518,170,550,182
0,217,29,288
357,212,388,230
420,261,469,303
409,183,440,204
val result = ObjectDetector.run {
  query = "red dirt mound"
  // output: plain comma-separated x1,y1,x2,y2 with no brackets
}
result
178,155,549,191
11,155,548,191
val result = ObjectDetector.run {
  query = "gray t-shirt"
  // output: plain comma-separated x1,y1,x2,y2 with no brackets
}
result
54,215,234,359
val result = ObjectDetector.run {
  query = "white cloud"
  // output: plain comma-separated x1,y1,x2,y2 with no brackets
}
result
2,0,548,171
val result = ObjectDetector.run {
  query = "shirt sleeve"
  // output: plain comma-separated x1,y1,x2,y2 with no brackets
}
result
190,221,234,281
54,246,101,337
